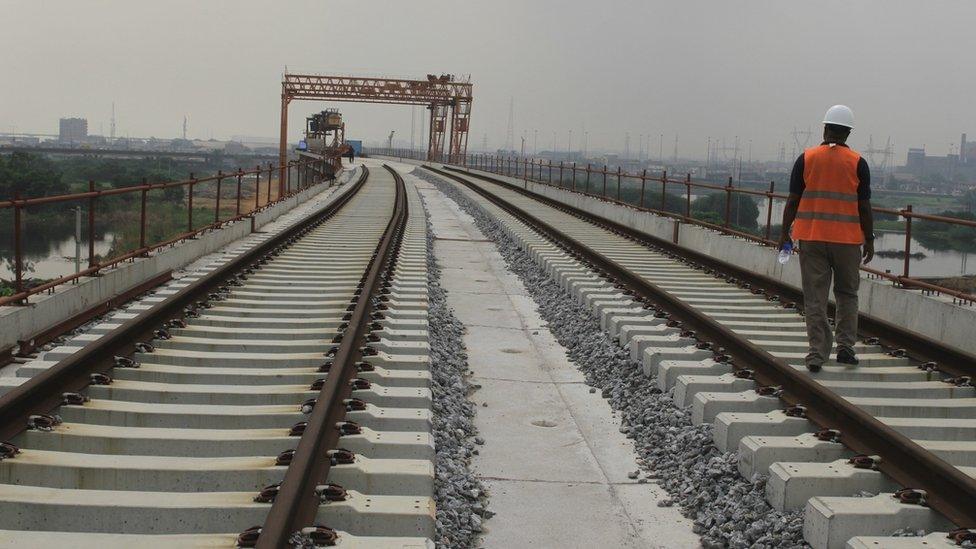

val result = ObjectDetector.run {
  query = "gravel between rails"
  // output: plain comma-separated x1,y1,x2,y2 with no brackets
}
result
415,169,808,549
420,194,490,549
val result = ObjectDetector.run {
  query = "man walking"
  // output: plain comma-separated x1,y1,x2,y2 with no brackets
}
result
778,105,875,372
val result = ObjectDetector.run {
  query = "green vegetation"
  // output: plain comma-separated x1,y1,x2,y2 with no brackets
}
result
914,210,976,252
872,193,962,212
0,153,211,282
0,152,70,199
690,192,760,233
875,220,905,233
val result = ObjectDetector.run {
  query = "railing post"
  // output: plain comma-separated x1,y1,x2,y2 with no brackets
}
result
267,163,273,205
572,162,577,191
660,170,667,211
559,161,564,187
602,165,608,197
585,164,591,194
139,178,148,250
235,170,243,216
281,161,288,198
215,170,223,225
254,165,261,211
903,204,913,278
724,176,733,228
685,173,692,218
639,169,647,208
88,180,96,269
188,172,195,233
515,155,520,177
765,181,775,241
13,192,23,296
616,167,622,200
548,160,553,184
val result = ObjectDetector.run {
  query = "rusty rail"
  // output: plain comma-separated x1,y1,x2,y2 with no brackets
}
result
255,165,407,547
426,164,976,529
1,157,334,307
371,147,976,304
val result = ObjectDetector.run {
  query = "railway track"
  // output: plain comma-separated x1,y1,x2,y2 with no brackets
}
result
0,165,436,547
423,164,976,549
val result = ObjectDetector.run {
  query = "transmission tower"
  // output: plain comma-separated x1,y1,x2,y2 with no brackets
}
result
182,115,188,140
777,141,786,164
110,102,116,142
863,135,894,184
791,127,814,159
504,97,514,152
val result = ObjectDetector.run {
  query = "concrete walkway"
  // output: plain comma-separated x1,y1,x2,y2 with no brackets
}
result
412,172,699,549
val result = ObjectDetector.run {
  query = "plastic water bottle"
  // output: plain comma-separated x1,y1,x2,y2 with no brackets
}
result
778,241,793,264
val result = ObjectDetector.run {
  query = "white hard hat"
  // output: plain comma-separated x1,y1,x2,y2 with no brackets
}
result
823,105,854,129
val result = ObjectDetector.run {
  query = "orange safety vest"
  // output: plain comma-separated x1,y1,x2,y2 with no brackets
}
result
792,144,864,244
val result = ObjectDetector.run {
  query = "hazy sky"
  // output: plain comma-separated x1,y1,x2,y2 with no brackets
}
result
3,0,974,161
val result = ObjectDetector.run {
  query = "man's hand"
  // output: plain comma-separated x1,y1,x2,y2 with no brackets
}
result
776,233,791,251
862,239,874,264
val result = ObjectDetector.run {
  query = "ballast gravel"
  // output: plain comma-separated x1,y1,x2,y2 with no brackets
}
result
420,199,490,549
416,168,808,549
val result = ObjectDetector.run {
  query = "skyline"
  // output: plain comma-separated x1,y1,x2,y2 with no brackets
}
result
3,1,974,161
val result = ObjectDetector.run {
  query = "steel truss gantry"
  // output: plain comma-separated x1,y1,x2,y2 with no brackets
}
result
279,73,473,170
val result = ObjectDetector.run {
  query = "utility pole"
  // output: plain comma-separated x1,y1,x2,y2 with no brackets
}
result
505,97,515,152
533,129,538,155
672,134,678,163
110,102,116,142
182,115,188,140
568,130,573,159
659,134,664,163
521,136,525,156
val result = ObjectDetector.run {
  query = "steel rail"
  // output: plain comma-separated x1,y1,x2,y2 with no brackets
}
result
0,167,371,442
444,166,976,376
255,164,408,547
427,165,976,529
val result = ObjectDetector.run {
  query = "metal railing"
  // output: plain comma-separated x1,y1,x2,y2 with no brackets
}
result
1,157,332,306
369,147,976,304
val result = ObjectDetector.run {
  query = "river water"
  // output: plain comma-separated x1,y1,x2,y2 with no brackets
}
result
0,234,116,281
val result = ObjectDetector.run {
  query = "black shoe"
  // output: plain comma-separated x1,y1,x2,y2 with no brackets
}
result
836,349,859,366
806,363,822,373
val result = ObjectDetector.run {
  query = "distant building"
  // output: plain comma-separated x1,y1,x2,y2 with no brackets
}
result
59,118,88,142
223,141,247,154
906,148,926,174
961,133,976,165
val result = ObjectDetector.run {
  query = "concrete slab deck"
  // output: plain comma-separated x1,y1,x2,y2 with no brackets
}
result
410,169,699,549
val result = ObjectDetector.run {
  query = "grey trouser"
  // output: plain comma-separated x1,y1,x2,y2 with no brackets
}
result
798,241,861,365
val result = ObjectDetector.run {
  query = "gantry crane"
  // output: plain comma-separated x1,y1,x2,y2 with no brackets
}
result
279,73,473,173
